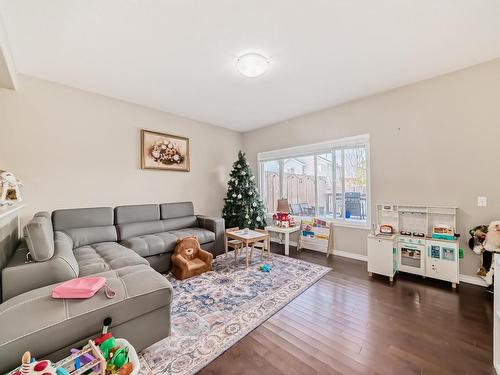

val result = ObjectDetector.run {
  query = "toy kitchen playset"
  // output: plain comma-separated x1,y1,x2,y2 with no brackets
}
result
367,204,460,288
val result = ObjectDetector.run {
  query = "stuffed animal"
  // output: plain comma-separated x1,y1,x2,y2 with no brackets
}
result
468,222,500,286
469,225,489,255
484,221,500,252
0,171,22,206
171,236,213,280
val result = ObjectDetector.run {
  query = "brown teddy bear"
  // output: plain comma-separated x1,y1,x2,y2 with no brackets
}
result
171,236,213,280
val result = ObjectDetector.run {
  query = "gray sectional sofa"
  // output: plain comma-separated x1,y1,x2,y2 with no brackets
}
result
0,202,224,373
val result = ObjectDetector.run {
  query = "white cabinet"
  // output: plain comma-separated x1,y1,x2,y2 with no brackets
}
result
367,234,396,282
368,234,460,288
425,239,459,288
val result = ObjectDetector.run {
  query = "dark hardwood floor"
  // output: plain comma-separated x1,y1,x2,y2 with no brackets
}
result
199,244,494,375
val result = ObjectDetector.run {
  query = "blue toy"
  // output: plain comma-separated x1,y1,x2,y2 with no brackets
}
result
259,264,272,272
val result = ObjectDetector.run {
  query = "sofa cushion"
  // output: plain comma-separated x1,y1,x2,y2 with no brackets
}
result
52,208,117,248
74,242,149,276
168,228,216,244
117,220,165,241
24,216,54,261
162,216,198,231
57,227,118,249
160,202,194,219
52,207,114,229
115,204,165,240
0,265,173,374
115,204,160,224
120,232,178,257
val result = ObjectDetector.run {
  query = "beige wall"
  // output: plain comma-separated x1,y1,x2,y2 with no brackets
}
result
0,75,242,221
243,58,500,278
2,59,499,279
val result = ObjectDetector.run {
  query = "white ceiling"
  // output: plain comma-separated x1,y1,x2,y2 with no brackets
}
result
1,1,500,132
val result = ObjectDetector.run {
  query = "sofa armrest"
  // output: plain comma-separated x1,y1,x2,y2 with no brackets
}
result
198,249,213,265
197,216,225,256
1,232,78,301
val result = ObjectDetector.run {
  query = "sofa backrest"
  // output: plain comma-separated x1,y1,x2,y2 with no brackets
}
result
52,207,117,248
160,202,198,231
115,204,164,240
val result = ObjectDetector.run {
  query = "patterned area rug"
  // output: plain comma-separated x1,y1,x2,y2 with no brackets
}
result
138,251,330,375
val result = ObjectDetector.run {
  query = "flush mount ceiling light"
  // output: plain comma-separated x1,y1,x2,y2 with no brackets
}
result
236,53,269,78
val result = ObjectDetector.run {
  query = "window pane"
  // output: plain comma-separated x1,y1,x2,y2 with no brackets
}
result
316,153,333,218
283,155,315,216
344,147,367,223
262,160,280,213
334,149,343,219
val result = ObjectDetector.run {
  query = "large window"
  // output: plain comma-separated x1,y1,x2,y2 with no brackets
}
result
258,135,370,227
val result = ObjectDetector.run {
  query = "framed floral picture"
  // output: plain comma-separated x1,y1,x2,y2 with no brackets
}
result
141,129,190,171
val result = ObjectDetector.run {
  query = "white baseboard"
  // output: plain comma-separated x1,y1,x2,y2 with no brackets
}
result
270,238,367,261
459,274,488,287
270,238,486,287
333,249,368,262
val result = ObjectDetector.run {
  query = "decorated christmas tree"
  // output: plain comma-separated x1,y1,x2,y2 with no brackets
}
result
222,151,267,229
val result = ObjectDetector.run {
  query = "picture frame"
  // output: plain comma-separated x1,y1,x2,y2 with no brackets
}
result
141,129,190,171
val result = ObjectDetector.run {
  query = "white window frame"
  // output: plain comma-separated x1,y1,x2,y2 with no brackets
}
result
257,134,371,229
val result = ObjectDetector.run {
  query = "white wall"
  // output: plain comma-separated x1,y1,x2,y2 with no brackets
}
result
0,75,242,221
243,59,500,278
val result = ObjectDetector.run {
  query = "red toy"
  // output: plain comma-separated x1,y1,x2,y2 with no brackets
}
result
273,212,295,227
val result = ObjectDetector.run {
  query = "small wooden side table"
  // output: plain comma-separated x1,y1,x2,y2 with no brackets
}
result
264,225,300,256
224,229,270,267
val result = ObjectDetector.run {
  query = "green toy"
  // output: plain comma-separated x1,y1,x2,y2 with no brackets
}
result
99,336,117,359
110,347,129,369
259,264,271,272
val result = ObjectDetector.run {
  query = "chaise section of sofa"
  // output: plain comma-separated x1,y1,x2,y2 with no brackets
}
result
0,201,224,372
0,265,172,374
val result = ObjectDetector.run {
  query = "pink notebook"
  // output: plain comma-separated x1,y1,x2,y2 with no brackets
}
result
52,277,115,299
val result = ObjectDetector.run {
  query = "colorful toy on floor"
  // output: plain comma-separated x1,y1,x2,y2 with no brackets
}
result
10,344,104,375
70,348,99,373
9,351,69,375
259,264,272,272
57,341,105,375
93,318,133,375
